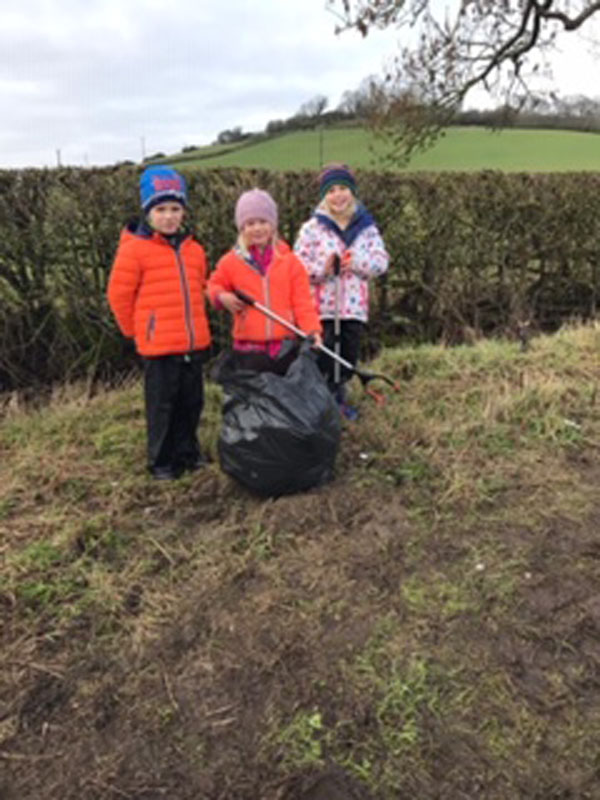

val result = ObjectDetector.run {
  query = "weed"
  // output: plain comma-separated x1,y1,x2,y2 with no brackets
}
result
16,574,84,612
0,496,18,519
15,540,64,570
72,518,130,563
231,522,290,561
272,709,325,769
92,422,144,463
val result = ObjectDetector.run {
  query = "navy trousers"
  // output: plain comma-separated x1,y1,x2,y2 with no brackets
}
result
143,353,206,473
318,319,363,389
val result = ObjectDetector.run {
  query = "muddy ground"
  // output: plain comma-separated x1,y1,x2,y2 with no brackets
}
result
3,403,600,799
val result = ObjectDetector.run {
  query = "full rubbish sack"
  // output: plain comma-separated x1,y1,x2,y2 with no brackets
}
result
214,343,341,496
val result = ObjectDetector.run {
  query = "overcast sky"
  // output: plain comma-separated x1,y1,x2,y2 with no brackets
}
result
3,1,600,169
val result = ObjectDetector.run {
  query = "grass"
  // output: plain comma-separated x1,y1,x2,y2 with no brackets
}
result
4,324,600,798
167,125,600,173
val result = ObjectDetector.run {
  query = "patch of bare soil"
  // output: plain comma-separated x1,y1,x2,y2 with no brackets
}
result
0,480,407,798
3,463,600,799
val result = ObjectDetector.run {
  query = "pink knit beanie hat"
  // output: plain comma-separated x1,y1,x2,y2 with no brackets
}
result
235,188,278,231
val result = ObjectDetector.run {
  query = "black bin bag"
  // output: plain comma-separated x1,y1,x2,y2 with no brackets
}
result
214,343,341,496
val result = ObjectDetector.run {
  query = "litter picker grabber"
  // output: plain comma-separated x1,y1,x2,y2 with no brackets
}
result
332,253,342,391
233,289,400,404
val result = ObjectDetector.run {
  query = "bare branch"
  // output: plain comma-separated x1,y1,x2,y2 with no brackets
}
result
328,0,600,162
541,1,600,30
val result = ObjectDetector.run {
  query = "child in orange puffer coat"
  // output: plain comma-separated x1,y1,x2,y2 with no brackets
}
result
207,188,322,374
107,166,211,480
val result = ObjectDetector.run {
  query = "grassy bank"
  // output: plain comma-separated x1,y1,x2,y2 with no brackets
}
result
167,126,600,172
2,324,600,798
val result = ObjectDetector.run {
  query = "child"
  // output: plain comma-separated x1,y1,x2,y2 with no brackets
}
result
294,162,389,419
107,165,211,480
207,188,322,374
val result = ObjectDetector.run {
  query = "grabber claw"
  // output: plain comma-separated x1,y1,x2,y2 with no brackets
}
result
233,289,400,403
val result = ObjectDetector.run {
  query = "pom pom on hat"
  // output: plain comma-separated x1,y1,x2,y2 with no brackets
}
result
140,165,187,212
319,162,356,198
235,188,278,231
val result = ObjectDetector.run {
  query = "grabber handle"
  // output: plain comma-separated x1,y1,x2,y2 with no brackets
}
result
233,289,256,306
333,253,341,277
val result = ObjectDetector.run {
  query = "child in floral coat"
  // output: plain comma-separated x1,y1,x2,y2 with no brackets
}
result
294,163,389,419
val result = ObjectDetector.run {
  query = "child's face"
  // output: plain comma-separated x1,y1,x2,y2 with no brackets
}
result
325,184,353,215
148,201,185,235
241,218,273,248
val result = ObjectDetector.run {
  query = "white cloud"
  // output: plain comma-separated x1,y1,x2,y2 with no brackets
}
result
1,0,400,167
1,0,598,168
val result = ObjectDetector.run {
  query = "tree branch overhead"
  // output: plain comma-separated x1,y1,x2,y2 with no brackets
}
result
328,0,600,162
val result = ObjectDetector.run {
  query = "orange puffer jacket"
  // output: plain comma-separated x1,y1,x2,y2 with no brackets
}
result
107,223,211,357
207,241,321,342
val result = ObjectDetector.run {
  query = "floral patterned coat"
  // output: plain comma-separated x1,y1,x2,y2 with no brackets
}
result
294,202,389,323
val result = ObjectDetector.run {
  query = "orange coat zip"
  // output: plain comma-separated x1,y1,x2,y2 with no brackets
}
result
107,223,211,357
207,241,321,342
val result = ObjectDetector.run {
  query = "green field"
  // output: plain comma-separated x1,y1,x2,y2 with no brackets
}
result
169,125,600,172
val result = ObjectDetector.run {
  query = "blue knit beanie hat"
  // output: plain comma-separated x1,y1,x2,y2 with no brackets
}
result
319,162,356,199
140,166,187,213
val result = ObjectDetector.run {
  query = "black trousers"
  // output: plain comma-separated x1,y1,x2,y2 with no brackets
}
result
143,353,206,472
318,319,363,388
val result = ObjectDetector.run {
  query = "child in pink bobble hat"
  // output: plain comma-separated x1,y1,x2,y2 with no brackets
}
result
207,188,322,374
234,188,278,231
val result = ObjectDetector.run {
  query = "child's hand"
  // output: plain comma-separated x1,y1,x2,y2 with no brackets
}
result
219,292,246,314
324,252,338,276
309,332,323,349
324,252,351,276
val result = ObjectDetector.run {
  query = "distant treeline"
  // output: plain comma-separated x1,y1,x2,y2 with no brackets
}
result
206,94,600,152
1,166,600,391
157,97,600,164
262,105,600,137
456,106,600,133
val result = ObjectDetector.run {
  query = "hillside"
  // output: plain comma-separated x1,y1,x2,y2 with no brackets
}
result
165,125,600,172
3,325,600,799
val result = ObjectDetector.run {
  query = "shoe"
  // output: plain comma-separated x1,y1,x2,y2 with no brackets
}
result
340,403,359,421
149,465,183,480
